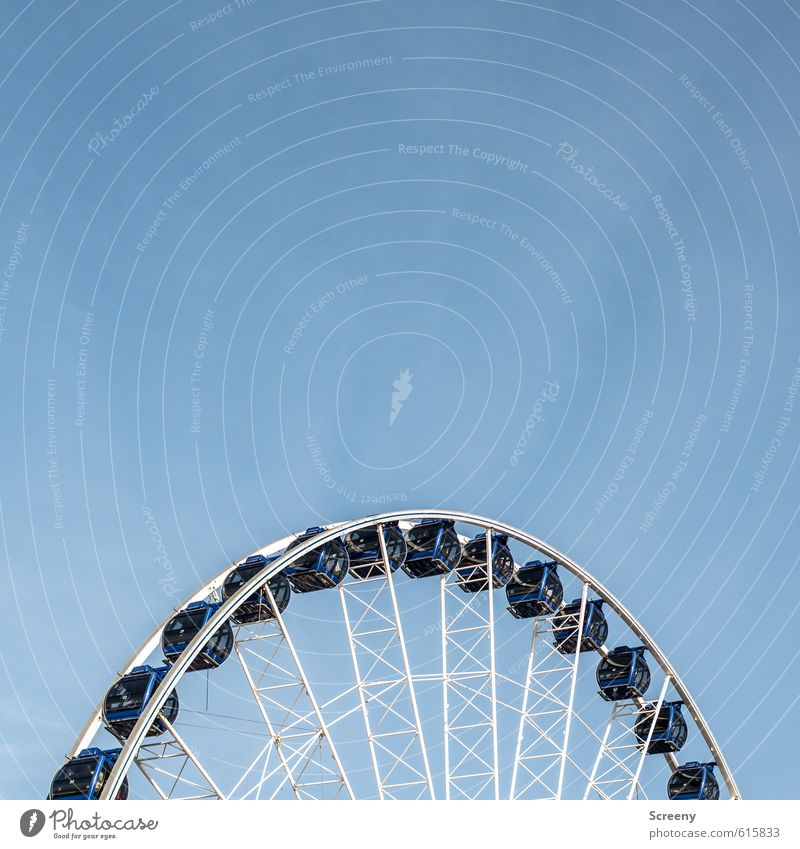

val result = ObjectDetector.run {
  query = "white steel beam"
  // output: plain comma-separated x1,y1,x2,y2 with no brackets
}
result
92,510,738,801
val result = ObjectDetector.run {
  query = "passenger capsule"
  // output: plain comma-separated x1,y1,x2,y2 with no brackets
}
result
344,522,407,579
222,555,291,623
634,701,688,754
596,646,651,701
161,601,234,671
102,665,178,739
667,762,720,800
282,527,349,592
455,532,513,592
48,748,129,800
506,560,564,618
552,598,608,653
402,519,462,579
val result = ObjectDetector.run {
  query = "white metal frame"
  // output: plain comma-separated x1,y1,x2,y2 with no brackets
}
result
584,675,672,800
132,715,224,800
228,590,352,800
337,523,433,799
509,583,589,799
63,509,737,801
441,528,499,799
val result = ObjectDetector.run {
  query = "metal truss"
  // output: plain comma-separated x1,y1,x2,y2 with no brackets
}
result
584,675,671,800
229,595,353,800
508,583,589,799
441,529,499,799
83,510,739,801
338,525,434,799
133,715,224,800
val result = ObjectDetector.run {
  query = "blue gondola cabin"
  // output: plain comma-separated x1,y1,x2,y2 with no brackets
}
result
282,527,349,592
48,748,129,800
103,665,178,739
161,601,234,671
344,522,407,579
634,701,688,754
553,598,608,653
455,532,513,592
506,560,564,618
222,555,291,623
596,646,651,701
402,519,462,579
668,762,720,800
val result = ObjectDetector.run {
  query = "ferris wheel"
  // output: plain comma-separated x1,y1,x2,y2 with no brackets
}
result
48,510,740,802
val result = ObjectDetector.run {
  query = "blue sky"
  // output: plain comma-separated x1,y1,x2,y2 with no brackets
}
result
1,0,799,799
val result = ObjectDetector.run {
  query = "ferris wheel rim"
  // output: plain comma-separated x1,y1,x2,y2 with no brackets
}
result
75,508,739,800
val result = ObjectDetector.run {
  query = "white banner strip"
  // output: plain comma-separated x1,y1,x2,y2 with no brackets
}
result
1,800,797,848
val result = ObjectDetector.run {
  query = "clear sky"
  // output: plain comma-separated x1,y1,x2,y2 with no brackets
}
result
0,0,799,800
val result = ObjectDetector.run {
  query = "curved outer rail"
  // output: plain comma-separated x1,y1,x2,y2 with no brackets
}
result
90,509,740,800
